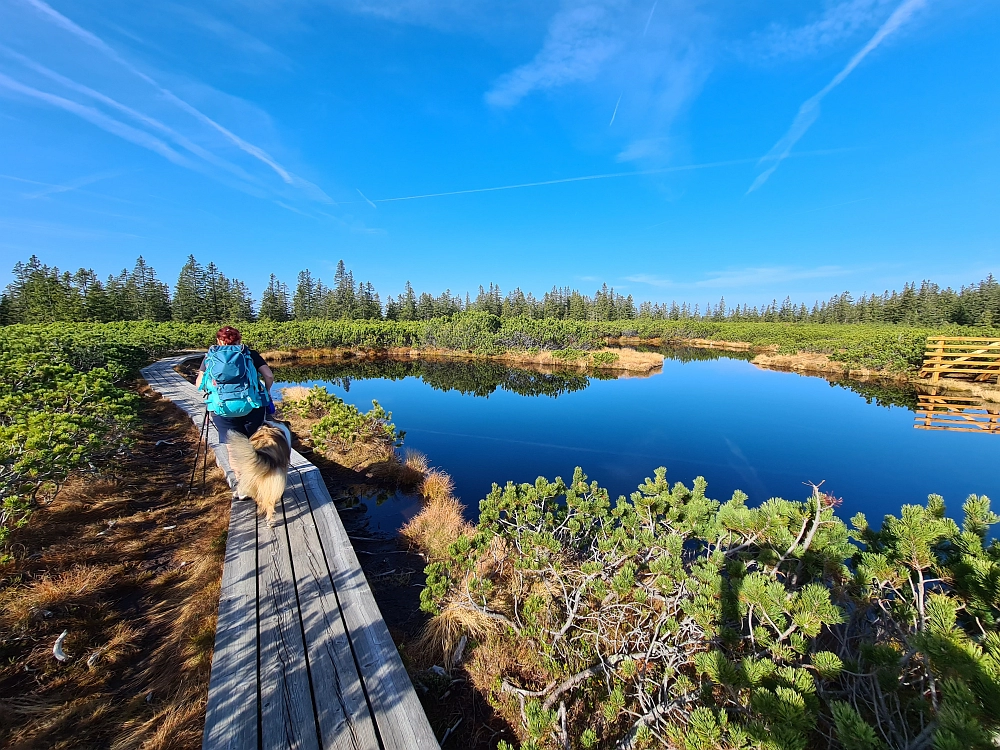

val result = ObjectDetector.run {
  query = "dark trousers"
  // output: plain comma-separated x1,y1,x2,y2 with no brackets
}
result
211,407,266,444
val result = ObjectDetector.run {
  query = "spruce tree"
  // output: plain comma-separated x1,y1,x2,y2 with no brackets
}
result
126,256,171,321
172,255,205,322
293,270,316,320
259,274,290,321
400,281,417,321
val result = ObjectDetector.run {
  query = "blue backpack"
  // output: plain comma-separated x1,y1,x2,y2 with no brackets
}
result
199,345,264,418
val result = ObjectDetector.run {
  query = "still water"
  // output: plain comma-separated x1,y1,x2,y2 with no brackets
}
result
273,351,999,534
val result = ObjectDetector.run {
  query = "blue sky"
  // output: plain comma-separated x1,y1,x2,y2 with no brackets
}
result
0,0,997,307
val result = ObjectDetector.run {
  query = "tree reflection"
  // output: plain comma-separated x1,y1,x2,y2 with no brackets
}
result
272,358,592,398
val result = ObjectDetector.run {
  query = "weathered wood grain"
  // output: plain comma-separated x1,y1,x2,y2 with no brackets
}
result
283,471,380,750
258,503,322,750
300,463,440,749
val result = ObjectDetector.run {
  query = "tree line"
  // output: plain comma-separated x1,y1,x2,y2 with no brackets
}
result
1,253,997,327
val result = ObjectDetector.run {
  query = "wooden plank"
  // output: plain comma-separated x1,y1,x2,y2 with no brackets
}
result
916,416,997,427
923,358,1000,362
916,410,996,418
918,368,1000,375
258,504,322,750
915,425,1000,434
282,471,380,750
921,364,1000,369
924,341,1000,346
926,337,1000,342
300,463,439,750
921,354,1000,359
203,498,259,750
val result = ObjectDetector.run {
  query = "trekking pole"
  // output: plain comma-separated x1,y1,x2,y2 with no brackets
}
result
188,409,210,496
201,414,210,496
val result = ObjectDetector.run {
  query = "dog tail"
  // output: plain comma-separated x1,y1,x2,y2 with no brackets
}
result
228,432,286,521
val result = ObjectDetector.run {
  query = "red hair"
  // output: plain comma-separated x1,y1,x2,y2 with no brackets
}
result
216,326,242,345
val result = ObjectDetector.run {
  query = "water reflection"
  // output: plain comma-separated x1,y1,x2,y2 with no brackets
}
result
273,358,593,398
914,393,1000,435
273,352,999,537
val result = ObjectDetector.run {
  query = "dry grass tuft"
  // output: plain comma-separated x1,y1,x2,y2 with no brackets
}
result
404,450,429,474
410,599,497,669
401,495,473,564
495,346,664,373
2,564,119,628
110,696,206,750
419,469,454,503
260,347,354,363
280,385,312,402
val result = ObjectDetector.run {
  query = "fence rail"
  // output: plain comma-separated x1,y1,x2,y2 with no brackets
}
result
919,337,1000,384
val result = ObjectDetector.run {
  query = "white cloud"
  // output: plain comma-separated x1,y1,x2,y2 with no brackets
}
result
14,0,335,203
486,2,622,108
752,0,898,60
616,136,668,162
0,71,196,168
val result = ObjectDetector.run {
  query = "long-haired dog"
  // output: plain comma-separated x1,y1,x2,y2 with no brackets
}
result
227,421,292,525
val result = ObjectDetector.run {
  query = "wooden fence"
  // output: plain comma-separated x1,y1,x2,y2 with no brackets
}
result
914,393,1000,435
919,337,1000,384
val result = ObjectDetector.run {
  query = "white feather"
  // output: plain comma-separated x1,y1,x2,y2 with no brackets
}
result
53,630,70,661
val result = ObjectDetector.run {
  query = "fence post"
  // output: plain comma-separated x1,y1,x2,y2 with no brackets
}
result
930,337,943,383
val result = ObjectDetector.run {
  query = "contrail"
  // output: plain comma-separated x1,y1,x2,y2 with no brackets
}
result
609,94,622,126
368,149,847,204
20,0,328,198
748,0,927,193
375,157,762,203
357,188,377,208
0,72,195,168
643,1,658,37
0,45,257,184
25,171,117,199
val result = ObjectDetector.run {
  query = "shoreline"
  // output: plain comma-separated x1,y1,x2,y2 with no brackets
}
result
261,345,665,373
261,338,1000,402
750,350,1000,403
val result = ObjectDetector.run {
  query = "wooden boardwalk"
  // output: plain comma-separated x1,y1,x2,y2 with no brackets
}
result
141,357,439,750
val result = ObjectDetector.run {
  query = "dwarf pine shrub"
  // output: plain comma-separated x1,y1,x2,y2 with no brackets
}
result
422,468,1000,749
280,385,402,451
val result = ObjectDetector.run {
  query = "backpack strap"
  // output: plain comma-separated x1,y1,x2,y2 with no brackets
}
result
198,346,217,393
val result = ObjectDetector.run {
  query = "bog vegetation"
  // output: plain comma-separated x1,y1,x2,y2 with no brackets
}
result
2,305,999,749
0,307,992,547
414,468,1000,750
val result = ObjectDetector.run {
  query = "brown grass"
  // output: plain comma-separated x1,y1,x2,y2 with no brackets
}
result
259,347,357,363
419,469,454,503
401,495,473,564
496,347,664,373
280,385,312,402
409,599,496,669
404,450,429,475
0,383,230,750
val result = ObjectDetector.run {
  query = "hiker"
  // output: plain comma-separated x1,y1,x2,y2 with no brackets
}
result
195,326,274,485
